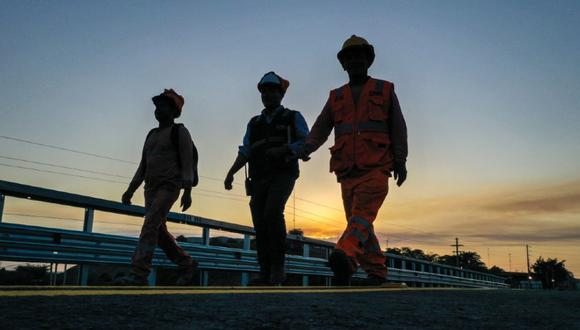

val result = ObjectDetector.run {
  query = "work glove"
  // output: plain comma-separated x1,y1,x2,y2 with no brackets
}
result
122,190,133,205
265,146,290,160
393,162,407,187
293,144,312,162
181,189,192,212
224,173,234,190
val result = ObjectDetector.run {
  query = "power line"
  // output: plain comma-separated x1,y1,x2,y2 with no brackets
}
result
0,135,136,164
0,155,129,179
0,163,128,185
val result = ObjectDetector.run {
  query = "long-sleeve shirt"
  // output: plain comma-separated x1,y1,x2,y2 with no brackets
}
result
238,105,310,158
128,124,196,192
305,84,408,164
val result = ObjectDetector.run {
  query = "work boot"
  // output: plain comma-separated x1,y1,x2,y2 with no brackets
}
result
249,262,270,286
113,273,148,286
175,260,198,286
269,263,286,286
329,250,353,286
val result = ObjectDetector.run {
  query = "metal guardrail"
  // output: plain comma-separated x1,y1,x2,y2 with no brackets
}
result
0,180,507,288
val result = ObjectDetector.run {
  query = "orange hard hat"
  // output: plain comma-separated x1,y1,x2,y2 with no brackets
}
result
152,89,184,112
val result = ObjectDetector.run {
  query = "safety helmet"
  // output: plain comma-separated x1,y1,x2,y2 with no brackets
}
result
337,35,375,67
257,71,290,95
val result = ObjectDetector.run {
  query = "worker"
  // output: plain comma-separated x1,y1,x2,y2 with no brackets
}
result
117,89,199,286
224,72,309,285
296,36,408,286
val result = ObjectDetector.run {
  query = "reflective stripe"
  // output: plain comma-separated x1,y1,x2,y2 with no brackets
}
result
358,121,389,133
364,238,381,253
350,216,372,231
373,80,384,96
335,123,353,135
347,228,367,244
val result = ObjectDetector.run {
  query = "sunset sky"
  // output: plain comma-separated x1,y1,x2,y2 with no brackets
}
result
1,1,579,275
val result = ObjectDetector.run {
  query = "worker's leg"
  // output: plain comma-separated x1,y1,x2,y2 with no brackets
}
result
336,171,388,278
131,187,180,278
157,222,195,269
249,177,272,282
263,173,296,284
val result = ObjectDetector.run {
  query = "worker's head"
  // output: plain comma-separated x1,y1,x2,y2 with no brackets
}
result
258,72,289,109
337,35,375,78
152,89,184,122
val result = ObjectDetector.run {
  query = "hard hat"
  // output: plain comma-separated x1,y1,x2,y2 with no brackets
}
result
152,89,185,112
257,71,290,95
337,35,375,66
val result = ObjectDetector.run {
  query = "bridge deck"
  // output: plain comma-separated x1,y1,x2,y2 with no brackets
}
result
1,287,578,329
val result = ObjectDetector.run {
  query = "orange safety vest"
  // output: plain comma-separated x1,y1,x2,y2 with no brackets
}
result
328,77,395,175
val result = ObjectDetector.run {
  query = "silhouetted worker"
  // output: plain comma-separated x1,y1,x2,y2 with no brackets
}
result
296,35,408,286
117,89,199,286
224,72,309,285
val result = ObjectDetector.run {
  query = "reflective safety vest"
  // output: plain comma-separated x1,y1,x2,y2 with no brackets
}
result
328,78,394,175
248,107,299,179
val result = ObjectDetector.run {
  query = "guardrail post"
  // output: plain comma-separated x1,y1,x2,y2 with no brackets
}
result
401,260,406,270
201,270,209,286
148,268,157,286
77,208,95,285
241,234,251,286
202,227,210,246
0,193,5,223
302,243,310,286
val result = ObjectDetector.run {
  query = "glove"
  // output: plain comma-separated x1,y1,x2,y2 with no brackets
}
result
393,162,407,187
122,190,133,205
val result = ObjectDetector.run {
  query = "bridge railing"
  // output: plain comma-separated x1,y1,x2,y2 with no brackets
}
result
0,180,507,287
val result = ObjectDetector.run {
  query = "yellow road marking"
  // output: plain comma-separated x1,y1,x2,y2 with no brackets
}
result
0,287,483,297
0,287,418,297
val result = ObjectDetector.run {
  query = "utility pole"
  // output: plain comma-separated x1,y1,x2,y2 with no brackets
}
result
450,238,463,267
385,239,389,251
526,244,532,287
292,191,296,230
487,248,491,266
508,253,512,272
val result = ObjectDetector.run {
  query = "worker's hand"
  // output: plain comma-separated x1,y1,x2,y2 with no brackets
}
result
294,144,312,162
192,171,199,187
393,162,407,187
181,190,192,212
224,173,234,190
265,146,289,160
122,190,133,205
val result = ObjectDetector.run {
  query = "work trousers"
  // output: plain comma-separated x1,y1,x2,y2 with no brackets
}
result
249,173,296,270
336,170,389,278
131,186,194,278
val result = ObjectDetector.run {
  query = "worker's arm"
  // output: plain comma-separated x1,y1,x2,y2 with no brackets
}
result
388,87,408,186
299,99,334,158
178,125,196,212
224,120,252,190
122,137,148,205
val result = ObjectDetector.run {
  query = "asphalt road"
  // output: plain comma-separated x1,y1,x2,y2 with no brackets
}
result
0,287,578,329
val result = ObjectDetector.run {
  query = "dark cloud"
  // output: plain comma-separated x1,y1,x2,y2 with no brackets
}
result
486,188,580,214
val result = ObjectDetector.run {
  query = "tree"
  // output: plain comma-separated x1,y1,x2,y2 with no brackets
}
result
488,265,507,276
436,251,487,272
532,257,571,289
288,228,304,238
386,247,438,262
